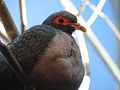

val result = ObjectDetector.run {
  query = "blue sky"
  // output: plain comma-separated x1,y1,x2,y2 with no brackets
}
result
4,0,117,90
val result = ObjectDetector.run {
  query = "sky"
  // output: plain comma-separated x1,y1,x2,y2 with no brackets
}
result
4,0,118,90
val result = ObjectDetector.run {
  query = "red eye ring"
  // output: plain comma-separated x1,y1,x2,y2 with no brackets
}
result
53,16,71,26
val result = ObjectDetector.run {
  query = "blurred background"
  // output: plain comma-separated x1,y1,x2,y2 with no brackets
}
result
0,0,120,90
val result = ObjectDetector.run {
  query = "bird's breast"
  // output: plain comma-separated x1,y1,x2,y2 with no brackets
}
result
30,31,84,90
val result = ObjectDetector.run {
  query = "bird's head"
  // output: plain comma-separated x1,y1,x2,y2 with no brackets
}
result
42,11,86,35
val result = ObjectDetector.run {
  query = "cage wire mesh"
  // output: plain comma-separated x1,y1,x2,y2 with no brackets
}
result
0,0,120,90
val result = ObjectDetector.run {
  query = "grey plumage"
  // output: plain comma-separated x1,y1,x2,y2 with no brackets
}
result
0,11,85,90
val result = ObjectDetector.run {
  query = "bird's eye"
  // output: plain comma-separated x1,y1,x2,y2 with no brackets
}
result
58,18,64,23
53,16,71,25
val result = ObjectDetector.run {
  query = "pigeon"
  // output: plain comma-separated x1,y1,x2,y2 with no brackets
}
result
0,11,85,90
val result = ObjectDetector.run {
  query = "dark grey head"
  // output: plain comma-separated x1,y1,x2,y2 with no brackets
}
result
42,11,86,35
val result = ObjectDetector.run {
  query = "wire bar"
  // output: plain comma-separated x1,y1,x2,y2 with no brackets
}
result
0,21,10,43
86,0,106,27
87,1,120,40
77,0,88,16
0,1,19,41
19,0,27,33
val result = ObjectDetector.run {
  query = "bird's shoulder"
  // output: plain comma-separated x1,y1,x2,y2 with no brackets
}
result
8,25,57,62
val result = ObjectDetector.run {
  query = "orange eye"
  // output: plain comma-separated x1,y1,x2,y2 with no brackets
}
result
53,16,71,26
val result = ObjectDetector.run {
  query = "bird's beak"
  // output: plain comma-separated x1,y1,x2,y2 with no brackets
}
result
70,23,86,32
